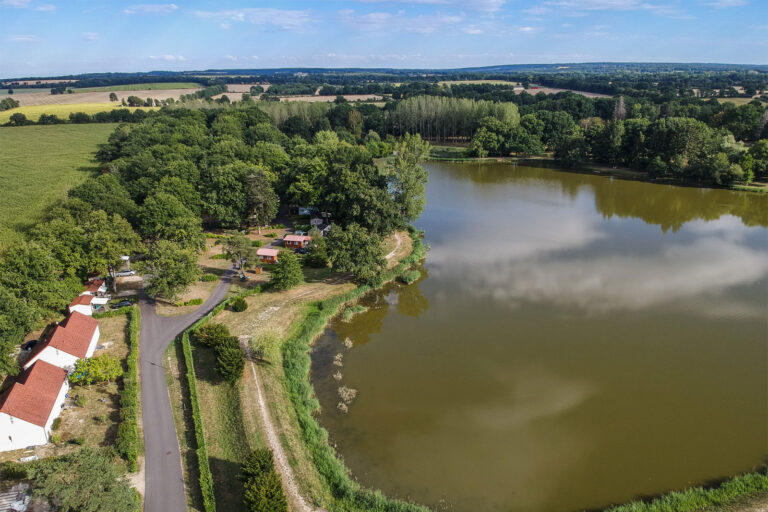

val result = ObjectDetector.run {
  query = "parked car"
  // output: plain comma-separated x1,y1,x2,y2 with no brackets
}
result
22,340,39,351
113,300,133,309
115,270,136,277
295,248,308,254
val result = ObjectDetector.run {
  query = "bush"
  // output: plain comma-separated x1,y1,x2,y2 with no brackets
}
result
115,306,140,471
270,251,304,291
398,270,421,284
264,232,277,238
1,461,28,480
72,436,86,445
192,323,231,347
181,298,204,306
200,273,218,282
211,253,228,259
50,433,62,444
215,337,244,383
272,223,286,229
231,297,248,312
240,449,287,512
251,240,263,247
75,395,88,407
93,414,107,424
51,417,62,431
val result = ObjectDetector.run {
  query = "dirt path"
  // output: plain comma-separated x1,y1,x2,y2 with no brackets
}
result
242,342,318,512
385,232,401,260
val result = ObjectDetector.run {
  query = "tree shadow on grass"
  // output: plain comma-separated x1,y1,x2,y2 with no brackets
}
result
209,456,245,512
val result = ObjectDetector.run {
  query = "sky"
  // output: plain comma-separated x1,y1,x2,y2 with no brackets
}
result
1,0,766,78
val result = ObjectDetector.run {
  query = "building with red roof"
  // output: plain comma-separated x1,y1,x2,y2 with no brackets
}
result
284,234,312,249
81,279,107,297
23,312,100,372
257,247,279,263
0,360,69,452
68,292,109,316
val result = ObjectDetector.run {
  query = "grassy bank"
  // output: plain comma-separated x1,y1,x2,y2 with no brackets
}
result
0,123,116,250
0,104,156,123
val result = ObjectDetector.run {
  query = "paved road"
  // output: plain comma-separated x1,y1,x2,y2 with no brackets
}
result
140,268,235,512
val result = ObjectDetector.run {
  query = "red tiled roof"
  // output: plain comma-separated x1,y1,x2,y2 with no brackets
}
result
84,279,105,293
69,294,94,307
284,235,311,243
0,360,67,427
257,248,279,257
25,312,98,367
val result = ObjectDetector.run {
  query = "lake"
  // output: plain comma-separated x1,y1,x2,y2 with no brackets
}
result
311,162,768,512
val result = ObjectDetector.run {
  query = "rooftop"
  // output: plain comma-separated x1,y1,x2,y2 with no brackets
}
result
25,312,98,365
284,234,311,242
0,360,67,427
69,294,94,307
257,248,279,257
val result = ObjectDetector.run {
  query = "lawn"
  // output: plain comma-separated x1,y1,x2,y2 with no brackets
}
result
0,103,156,123
73,82,202,93
0,123,116,251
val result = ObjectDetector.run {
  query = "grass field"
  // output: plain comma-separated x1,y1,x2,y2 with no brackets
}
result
717,97,761,106
74,82,202,93
0,88,45,96
438,79,519,86
0,103,157,123
0,123,116,251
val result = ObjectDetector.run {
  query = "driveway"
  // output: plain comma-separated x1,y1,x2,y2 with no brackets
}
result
140,268,235,512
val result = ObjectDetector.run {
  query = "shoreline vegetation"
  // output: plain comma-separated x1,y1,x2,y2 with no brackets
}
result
426,146,768,194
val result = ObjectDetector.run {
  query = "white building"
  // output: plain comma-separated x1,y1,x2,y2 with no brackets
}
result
0,361,69,452
23,312,100,372
80,278,107,297
68,294,109,316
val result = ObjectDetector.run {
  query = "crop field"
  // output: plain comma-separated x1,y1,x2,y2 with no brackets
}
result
0,103,156,123
74,82,202,93
9,88,202,107
439,79,519,86
0,123,116,251
0,88,45,96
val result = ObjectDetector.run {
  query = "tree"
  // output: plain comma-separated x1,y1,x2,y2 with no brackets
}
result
245,170,278,233
8,113,28,126
139,192,204,250
304,227,329,268
240,449,287,512
270,251,304,290
387,133,430,222
109,92,118,102
69,355,121,387
192,323,231,348
28,448,140,511
326,224,385,285
144,240,199,300
223,231,257,268
215,337,244,383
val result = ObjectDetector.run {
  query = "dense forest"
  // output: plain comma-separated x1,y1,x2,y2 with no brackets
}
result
0,105,429,378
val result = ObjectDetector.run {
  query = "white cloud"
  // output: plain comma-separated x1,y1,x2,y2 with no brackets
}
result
124,3,178,14
516,25,541,33
349,0,506,12
463,24,484,34
34,3,55,10
194,8,314,31
0,0,31,7
82,32,100,41
148,54,184,61
9,34,39,42
224,55,238,61
528,0,694,18
702,0,747,7
339,9,463,33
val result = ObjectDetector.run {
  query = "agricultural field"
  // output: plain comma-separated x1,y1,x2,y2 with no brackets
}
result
0,102,156,123
0,88,45,96
73,82,202,93
439,79,519,86
0,123,116,251
8,88,202,107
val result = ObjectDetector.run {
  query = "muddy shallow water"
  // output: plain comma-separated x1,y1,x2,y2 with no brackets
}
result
311,163,768,512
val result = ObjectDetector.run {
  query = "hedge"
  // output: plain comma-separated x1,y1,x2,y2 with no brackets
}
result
95,306,141,471
178,284,264,512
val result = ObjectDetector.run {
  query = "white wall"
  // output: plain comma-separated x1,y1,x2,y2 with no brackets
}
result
85,325,100,358
0,413,47,452
43,379,69,435
69,304,92,316
25,348,78,372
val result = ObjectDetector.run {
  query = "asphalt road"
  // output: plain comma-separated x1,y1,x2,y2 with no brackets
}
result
140,268,235,512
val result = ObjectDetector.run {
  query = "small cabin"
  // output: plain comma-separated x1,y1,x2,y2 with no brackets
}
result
81,279,107,297
284,234,311,249
68,294,109,316
257,248,279,264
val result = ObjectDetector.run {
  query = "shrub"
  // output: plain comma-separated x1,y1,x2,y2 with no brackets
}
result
200,273,218,282
185,298,204,306
211,253,228,260
231,297,248,312
264,232,277,238
75,395,88,407
1,461,28,480
93,414,107,424
51,417,62,431
215,337,244,383
72,436,86,445
240,449,287,512
270,251,304,290
272,223,286,229
192,323,231,347
50,433,62,444
398,270,421,284
114,306,140,471
251,239,263,247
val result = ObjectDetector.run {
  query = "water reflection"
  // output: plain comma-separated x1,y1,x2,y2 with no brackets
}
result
312,163,768,512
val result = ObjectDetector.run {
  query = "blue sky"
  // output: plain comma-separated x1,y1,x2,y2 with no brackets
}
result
1,0,765,77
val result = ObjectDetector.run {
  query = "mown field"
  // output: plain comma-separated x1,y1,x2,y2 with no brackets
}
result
0,123,116,250
74,82,201,93
0,103,156,123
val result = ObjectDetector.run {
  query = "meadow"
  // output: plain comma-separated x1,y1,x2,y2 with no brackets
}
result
73,82,202,93
0,103,156,123
0,123,116,251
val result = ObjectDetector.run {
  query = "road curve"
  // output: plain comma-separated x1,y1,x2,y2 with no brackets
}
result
140,268,235,512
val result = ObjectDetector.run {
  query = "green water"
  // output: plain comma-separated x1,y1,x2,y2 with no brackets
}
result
311,163,768,512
